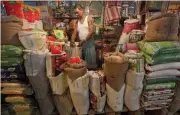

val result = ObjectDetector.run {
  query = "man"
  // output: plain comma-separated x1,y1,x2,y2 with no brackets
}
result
71,4,97,68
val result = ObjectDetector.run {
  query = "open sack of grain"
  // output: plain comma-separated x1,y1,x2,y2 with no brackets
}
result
89,71,106,113
144,12,179,41
104,52,128,111
64,60,89,114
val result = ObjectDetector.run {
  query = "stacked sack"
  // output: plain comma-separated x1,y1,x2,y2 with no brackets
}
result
124,50,145,111
116,19,141,47
19,38,55,115
2,1,43,30
103,52,128,112
1,45,40,115
64,60,89,115
17,18,55,115
138,41,180,110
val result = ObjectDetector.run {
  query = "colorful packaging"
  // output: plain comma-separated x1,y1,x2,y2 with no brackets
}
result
23,5,35,22
1,57,24,66
1,45,24,58
1,65,25,73
32,6,40,21
3,1,24,18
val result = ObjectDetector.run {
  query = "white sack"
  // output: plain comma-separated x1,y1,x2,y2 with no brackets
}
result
89,71,106,112
146,62,180,72
67,73,89,115
48,73,68,95
18,31,47,50
106,83,125,112
126,70,144,89
147,69,180,78
125,85,142,111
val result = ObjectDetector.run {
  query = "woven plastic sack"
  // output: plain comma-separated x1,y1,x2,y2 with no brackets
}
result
3,1,24,18
1,57,24,66
125,85,142,111
147,69,180,78
1,45,24,57
138,41,180,57
18,30,47,50
106,83,125,112
1,87,33,95
126,70,145,89
142,52,180,65
5,96,34,104
145,62,180,72
48,73,68,95
89,71,106,112
67,73,89,115
145,82,176,90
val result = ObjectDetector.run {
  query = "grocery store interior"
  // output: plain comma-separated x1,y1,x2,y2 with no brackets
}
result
1,1,180,115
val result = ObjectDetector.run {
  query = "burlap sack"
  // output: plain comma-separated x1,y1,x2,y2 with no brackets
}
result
53,91,73,115
64,61,87,81
1,22,23,46
64,67,87,81
144,13,179,41
104,52,128,91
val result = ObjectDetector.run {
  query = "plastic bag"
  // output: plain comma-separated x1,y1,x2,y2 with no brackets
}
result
23,5,35,22
3,1,24,18
1,45,24,58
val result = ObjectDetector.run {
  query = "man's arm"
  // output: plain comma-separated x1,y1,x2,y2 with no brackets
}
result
85,15,94,41
71,20,78,42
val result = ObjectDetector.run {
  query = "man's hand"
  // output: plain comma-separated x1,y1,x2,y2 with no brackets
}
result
70,40,75,47
79,39,86,47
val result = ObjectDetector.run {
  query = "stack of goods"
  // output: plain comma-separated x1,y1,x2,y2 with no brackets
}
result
2,1,42,30
22,48,55,115
117,19,141,46
103,52,128,112
46,46,73,115
89,70,106,113
64,59,89,115
17,15,55,115
1,45,39,115
138,41,180,110
124,50,145,111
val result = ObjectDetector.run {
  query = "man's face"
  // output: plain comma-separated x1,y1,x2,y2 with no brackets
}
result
75,8,83,18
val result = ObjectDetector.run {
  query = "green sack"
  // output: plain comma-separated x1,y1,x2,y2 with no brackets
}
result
1,45,24,58
145,82,176,90
146,77,179,84
138,41,180,57
142,52,180,65
1,57,24,66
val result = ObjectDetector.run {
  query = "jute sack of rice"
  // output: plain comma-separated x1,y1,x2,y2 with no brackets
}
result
64,61,87,81
144,13,179,41
104,52,128,91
